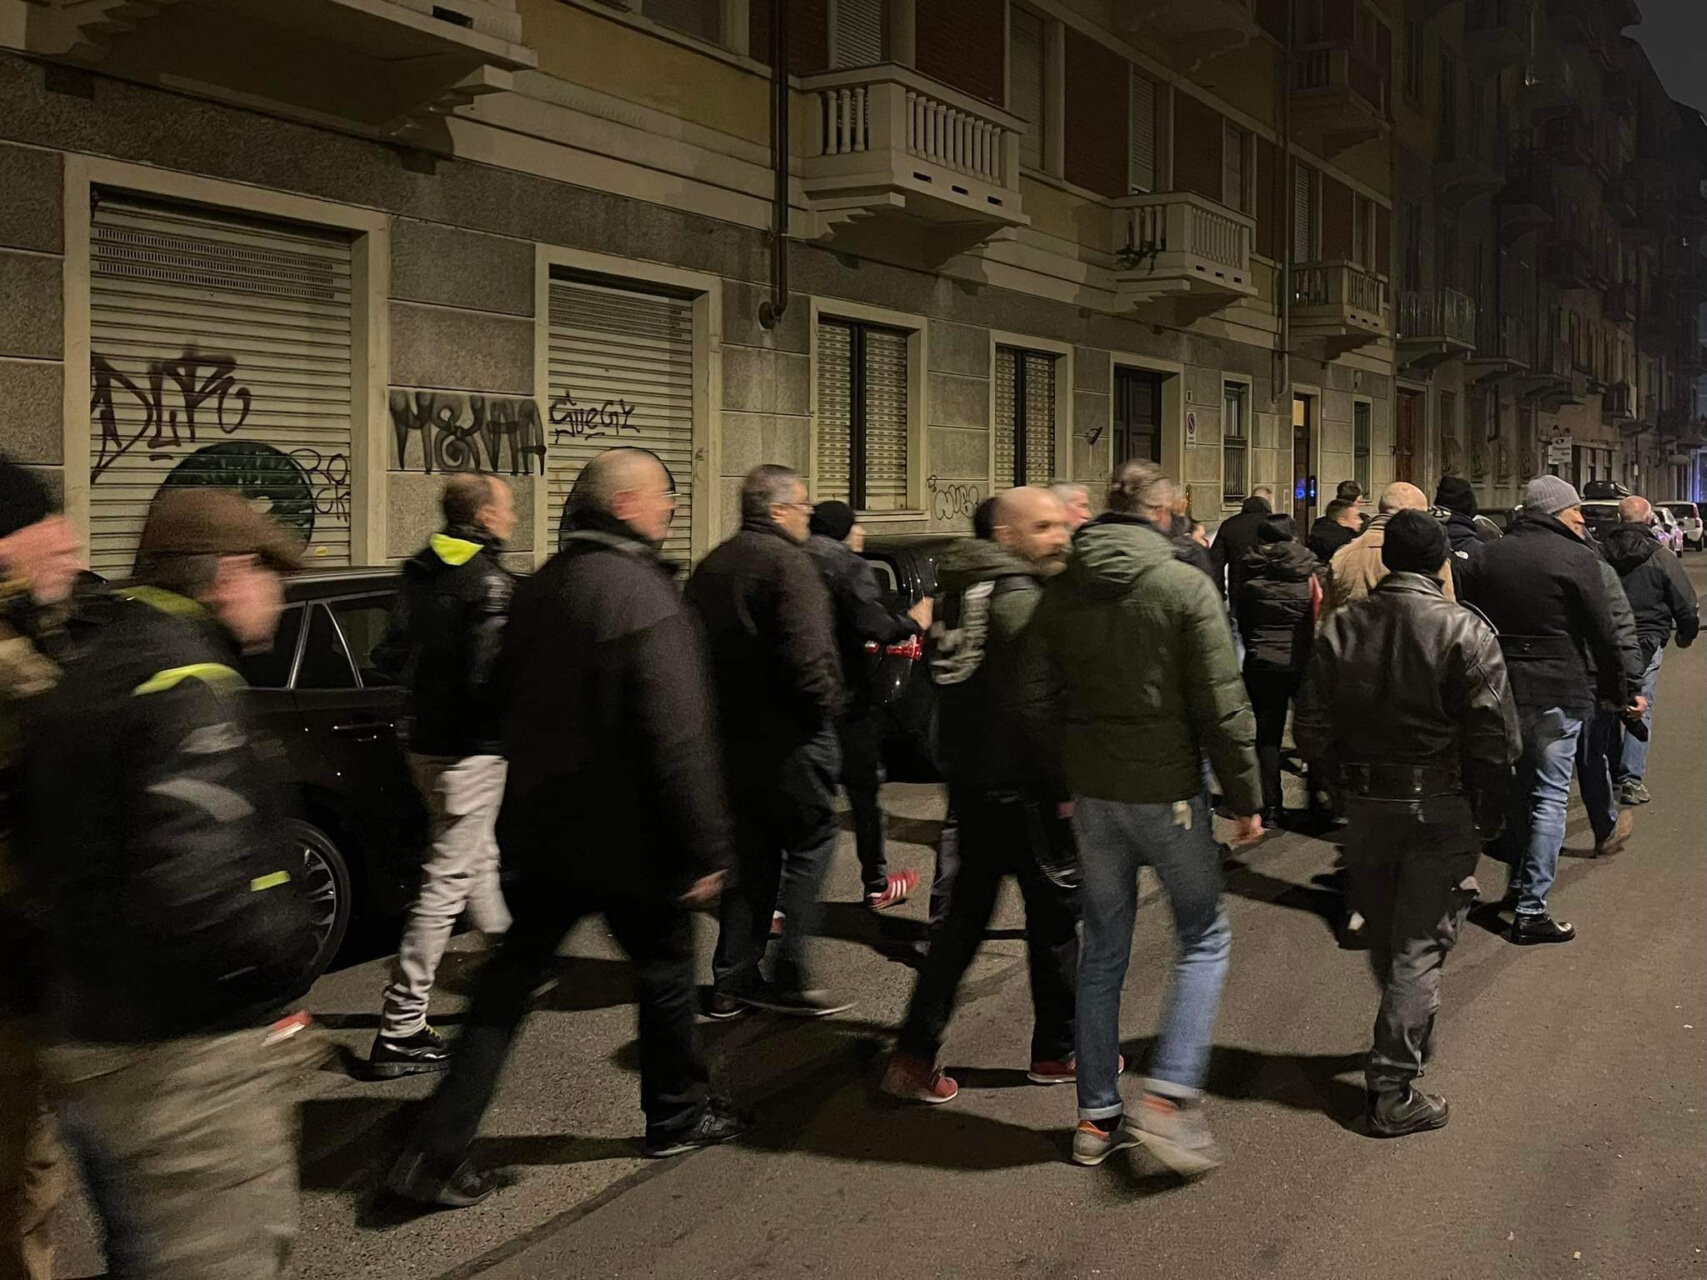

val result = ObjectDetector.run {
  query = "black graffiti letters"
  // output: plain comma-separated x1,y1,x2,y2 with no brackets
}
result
927,476,981,522
548,390,637,443
90,350,253,481
289,448,353,522
389,391,547,476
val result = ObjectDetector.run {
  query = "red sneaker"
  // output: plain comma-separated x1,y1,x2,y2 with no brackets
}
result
1027,1054,1124,1085
865,870,919,911
880,1053,959,1104
769,911,785,939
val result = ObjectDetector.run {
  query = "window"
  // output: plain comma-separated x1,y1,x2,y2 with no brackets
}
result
1223,382,1249,503
1402,201,1423,292
295,604,358,691
1222,124,1247,212
1438,53,1458,161
1293,162,1318,262
1352,194,1375,270
1353,400,1372,497
1129,69,1158,195
640,0,721,44
994,347,1058,488
1011,6,1048,172
328,596,399,688
236,604,303,690
1403,17,1423,103
818,319,911,512
833,0,887,68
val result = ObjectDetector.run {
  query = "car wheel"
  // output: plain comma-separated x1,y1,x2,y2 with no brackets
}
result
288,819,353,976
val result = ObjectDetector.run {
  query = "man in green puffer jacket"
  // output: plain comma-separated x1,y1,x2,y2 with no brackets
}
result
1022,459,1262,1177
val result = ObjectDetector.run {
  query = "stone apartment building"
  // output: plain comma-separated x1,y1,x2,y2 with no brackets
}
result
0,0,1698,577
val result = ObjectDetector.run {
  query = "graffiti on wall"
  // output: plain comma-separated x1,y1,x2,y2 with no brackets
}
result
389,390,547,476
549,389,639,444
90,350,254,481
159,441,349,544
927,475,981,522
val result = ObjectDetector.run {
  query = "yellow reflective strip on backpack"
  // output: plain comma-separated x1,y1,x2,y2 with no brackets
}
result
117,585,209,619
250,871,290,892
132,663,244,696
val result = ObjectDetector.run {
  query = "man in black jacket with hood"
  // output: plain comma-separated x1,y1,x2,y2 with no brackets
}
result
1210,488,1273,604
23,489,319,1274
388,448,743,1208
1458,476,1631,944
1603,495,1699,804
688,465,849,1019
1433,476,1484,564
369,474,516,1078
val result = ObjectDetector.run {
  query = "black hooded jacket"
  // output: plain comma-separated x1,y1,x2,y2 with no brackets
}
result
1601,521,1700,657
806,533,918,719
1211,496,1274,602
1441,511,1484,562
1307,515,1358,563
1235,520,1320,672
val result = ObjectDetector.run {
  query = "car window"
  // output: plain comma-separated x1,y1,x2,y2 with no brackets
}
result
236,605,304,690
328,596,398,688
861,554,907,612
295,604,358,691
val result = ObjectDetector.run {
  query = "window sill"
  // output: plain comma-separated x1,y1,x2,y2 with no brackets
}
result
855,510,931,524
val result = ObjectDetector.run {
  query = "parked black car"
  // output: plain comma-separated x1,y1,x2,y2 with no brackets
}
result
859,536,962,779
233,569,425,975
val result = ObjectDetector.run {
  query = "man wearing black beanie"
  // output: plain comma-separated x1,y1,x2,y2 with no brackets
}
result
1433,476,1484,562
1295,509,1521,1138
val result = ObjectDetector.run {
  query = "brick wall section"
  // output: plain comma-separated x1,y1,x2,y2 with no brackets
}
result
1064,29,1128,198
1173,92,1224,205
916,0,1005,106
1321,173,1354,261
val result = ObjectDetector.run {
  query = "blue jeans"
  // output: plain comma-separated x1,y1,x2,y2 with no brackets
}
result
1500,706,1585,916
1617,646,1663,783
1575,708,1621,844
1071,795,1232,1121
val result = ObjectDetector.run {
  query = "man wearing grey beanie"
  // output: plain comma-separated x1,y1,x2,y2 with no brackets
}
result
1457,476,1633,944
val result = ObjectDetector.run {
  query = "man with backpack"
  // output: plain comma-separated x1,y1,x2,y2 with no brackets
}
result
882,486,1078,1103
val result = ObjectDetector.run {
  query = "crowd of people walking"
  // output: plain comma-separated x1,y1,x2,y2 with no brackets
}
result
0,440,1695,1276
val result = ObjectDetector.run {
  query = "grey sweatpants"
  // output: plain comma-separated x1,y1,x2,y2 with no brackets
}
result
1342,795,1481,1092
379,752,510,1039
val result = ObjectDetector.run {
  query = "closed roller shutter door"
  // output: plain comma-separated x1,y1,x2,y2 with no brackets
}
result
1011,7,1046,171
994,347,1017,486
88,196,354,576
862,327,909,510
1129,70,1157,194
995,348,1057,488
1293,163,1315,262
817,320,909,510
547,280,695,562
834,0,885,67
817,322,854,504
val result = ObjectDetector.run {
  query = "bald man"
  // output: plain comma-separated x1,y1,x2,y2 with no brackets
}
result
883,486,1078,1104
1325,482,1455,613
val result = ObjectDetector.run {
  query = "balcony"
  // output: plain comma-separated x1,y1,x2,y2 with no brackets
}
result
1464,0,1529,73
1602,382,1637,427
1110,193,1255,310
1290,40,1390,158
1291,261,1390,355
1517,340,1589,408
12,0,535,145
1113,0,1261,66
799,66,1027,245
1397,288,1477,370
1543,241,1598,290
1466,312,1530,383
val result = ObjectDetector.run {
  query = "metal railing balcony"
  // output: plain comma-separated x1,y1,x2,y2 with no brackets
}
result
1398,287,1477,347
1110,191,1256,307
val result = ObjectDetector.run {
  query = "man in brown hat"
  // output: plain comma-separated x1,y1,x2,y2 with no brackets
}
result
17,487,320,1277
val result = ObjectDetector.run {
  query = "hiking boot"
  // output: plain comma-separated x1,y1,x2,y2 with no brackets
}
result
865,870,920,911
1619,779,1651,806
1129,1093,1225,1177
880,1053,959,1104
1593,809,1634,857
642,1100,748,1158
1511,912,1576,945
385,1150,497,1209
369,1026,451,1079
1366,1085,1450,1138
1071,1116,1139,1166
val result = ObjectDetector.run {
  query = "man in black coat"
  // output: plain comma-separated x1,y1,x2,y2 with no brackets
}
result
1295,512,1521,1137
1209,488,1274,603
1602,495,1699,804
1433,475,1484,564
369,473,516,1077
687,465,849,1018
806,501,931,910
1457,476,1632,944
1308,497,1362,563
388,448,743,1208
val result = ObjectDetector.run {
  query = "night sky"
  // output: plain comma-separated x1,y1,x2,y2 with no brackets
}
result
1633,0,1706,117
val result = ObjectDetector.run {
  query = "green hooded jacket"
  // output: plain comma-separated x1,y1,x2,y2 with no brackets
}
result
1020,514,1262,812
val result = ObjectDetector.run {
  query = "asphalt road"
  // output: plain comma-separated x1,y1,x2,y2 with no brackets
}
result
54,563,1707,1280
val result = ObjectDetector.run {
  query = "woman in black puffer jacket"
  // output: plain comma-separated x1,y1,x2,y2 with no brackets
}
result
1235,514,1321,827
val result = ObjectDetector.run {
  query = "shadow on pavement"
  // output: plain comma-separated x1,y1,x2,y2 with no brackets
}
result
1119,1038,1367,1133
299,1096,421,1193
1221,860,1344,939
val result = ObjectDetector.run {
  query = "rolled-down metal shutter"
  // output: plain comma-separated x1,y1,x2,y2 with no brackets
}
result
547,279,695,561
88,196,354,576
994,347,1056,489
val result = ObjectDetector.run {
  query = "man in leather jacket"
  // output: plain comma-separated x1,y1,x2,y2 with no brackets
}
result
369,474,516,1077
1296,511,1521,1138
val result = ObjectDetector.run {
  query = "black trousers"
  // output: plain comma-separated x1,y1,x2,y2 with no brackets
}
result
407,871,710,1165
838,712,888,895
1245,667,1303,815
898,787,1078,1064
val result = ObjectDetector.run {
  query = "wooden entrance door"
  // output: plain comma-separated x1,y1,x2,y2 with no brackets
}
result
1113,369,1164,468
1396,388,1423,484
1292,394,1314,526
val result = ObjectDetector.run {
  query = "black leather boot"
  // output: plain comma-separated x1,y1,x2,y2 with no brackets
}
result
1366,1084,1450,1138
1510,913,1576,945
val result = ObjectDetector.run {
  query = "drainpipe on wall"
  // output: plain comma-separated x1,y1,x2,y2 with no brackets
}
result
759,0,790,330
1279,0,1294,418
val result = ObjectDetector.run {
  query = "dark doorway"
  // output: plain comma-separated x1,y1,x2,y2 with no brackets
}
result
1396,388,1423,484
1292,394,1315,527
1114,369,1164,468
